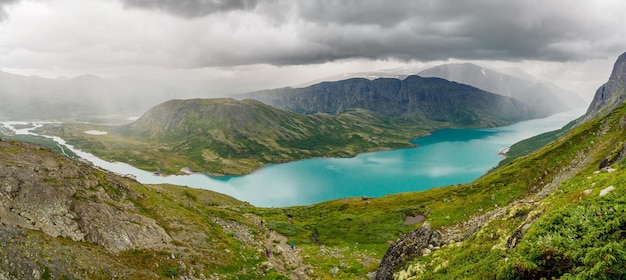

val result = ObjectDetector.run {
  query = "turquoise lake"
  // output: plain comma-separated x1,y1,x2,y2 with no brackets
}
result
1,109,585,207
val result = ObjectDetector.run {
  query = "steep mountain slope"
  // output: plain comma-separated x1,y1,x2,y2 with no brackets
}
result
384,102,626,279
244,75,536,125
419,63,587,116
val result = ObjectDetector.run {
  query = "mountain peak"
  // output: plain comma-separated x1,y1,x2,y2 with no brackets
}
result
610,52,626,81
580,52,626,122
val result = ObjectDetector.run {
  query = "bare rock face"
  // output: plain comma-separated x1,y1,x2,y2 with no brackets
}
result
375,223,437,280
74,200,172,252
10,182,84,241
0,139,171,252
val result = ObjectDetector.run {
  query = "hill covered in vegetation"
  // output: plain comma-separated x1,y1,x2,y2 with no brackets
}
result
39,92,531,175
40,98,439,175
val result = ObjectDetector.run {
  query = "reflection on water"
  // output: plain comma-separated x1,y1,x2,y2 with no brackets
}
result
1,109,585,207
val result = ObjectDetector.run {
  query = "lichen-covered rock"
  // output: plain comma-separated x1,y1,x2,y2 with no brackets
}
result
375,223,434,280
74,200,172,252
599,185,616,197
0,139,171,252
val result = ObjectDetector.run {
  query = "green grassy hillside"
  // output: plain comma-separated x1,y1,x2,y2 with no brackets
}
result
231,102,626,279
391,103,626,279
498,119,578,166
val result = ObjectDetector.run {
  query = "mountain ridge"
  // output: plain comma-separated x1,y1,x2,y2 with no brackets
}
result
244,75,536,125
580,51,626,123
418,62,587,116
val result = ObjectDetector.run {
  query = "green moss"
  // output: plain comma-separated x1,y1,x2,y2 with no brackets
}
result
160,266,179,278
1,134,78,158
266,221,306,237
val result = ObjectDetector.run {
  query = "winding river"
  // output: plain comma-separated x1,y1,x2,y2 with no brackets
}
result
1,109,584,207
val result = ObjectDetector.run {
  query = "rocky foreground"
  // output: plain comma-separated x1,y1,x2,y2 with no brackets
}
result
0,139,312,279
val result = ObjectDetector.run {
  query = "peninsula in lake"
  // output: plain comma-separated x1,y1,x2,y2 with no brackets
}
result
40,74,536,175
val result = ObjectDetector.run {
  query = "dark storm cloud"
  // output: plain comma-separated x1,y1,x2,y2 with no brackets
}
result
294,0,422,28
121,0,263,17
116,0,624,67
288,0,617,63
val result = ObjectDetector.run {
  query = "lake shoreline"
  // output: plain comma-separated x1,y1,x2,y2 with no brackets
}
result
0,108,585,207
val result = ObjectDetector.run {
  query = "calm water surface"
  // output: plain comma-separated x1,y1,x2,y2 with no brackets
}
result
1,109,584,207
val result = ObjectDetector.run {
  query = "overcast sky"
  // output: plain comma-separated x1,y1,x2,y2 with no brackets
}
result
1,0,625,99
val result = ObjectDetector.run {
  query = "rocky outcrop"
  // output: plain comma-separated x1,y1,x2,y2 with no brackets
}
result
375,223,441,280
506,211,541,251
0,139,171,252
74,200,171,252
598,140,626,170
580,52,626,123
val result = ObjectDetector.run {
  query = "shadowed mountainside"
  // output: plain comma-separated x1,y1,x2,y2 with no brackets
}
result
244,75,536,125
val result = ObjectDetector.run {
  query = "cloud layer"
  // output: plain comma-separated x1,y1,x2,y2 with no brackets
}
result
1,0,624,71
0,0,19,20
116,0,626,66
121,0,263,18
0,0,624,98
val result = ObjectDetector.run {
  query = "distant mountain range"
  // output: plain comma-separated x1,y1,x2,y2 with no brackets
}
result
0,71,218,121
295,62,587,117
0,61,585,122
243,75,535,126
418,63,587,116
